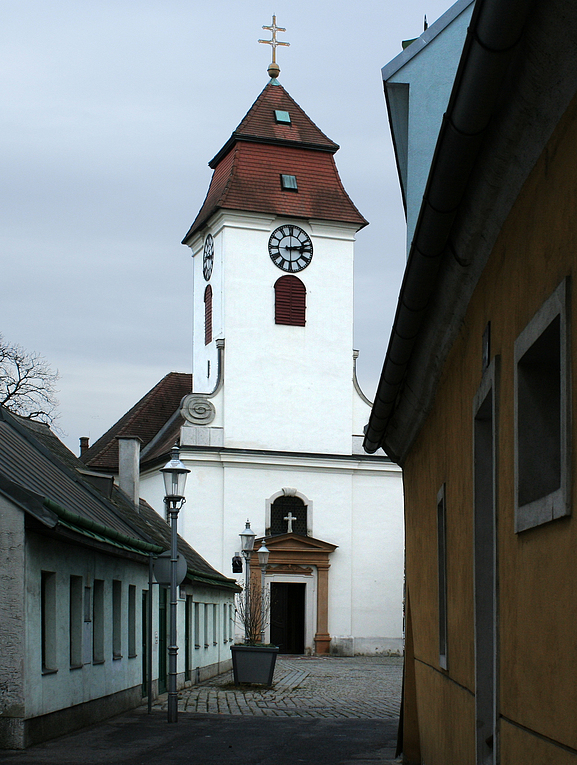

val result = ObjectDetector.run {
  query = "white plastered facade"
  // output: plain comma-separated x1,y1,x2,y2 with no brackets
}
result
141,205,404,655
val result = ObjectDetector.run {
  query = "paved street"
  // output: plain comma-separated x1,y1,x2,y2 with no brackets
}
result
155,654,403,719
0,656,403,765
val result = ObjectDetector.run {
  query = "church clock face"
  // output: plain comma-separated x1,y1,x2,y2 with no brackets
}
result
268,224,313,272
203,234,214,281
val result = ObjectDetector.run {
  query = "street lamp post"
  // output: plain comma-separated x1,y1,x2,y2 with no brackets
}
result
257,541,270,644
161,445,190,724
239,520,256,642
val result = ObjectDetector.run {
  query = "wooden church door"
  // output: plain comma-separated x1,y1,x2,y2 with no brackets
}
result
270,582,305,654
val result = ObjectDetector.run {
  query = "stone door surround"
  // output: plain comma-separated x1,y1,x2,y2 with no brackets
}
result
250,533,337,654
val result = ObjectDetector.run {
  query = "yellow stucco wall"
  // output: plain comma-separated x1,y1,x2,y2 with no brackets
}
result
402,90,577,763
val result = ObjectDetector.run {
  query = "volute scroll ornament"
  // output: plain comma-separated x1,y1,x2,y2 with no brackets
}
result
180,394,216,426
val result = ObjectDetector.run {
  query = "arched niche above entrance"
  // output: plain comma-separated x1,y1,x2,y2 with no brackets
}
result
265,488,313,537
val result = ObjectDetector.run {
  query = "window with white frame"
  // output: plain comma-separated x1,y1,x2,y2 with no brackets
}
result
515,279,570,532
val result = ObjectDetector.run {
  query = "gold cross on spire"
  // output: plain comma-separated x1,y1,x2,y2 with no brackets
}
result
259,14,289,79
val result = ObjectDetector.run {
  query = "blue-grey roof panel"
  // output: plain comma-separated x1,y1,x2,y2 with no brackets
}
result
381,0,474,82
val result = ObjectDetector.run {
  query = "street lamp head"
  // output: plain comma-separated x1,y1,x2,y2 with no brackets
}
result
257,541,270,566
239,519,256,552
161,445,190,502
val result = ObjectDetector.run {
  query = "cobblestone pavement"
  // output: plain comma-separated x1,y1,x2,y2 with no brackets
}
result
0,657,403,765
153,655,403,720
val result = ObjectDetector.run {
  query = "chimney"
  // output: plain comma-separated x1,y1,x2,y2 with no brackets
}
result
79,436,89,456
116,436,142,509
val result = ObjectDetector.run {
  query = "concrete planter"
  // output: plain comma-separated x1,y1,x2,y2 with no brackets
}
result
230,645,279,686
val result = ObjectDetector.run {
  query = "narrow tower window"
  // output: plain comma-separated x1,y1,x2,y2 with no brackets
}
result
204,284,213,345
274,275,306,326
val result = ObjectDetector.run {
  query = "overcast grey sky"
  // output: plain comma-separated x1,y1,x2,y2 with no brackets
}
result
1,0,453,453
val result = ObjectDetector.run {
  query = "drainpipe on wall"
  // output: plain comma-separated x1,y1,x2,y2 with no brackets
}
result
116,436,143,509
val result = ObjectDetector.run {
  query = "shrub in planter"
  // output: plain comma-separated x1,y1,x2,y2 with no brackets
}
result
232,580,278,685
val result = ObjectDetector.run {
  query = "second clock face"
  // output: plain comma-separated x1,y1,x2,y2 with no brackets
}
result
268,225,313,272
203,234,214,281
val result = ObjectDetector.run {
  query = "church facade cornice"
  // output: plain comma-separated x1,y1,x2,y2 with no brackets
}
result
141,444,400,477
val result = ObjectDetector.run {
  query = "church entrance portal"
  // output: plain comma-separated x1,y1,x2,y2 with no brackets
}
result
270,582,306,653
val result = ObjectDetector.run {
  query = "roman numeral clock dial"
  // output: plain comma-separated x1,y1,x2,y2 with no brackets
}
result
268,225,313,272
203,233,214,281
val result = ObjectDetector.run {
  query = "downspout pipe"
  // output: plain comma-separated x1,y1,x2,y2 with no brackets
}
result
364,0,535,456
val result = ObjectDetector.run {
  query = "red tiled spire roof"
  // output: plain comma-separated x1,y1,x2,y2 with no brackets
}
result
80,372,192,472
182,80,367,243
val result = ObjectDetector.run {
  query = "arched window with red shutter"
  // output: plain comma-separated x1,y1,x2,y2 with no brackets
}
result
274,275,306,326
204,284,213,344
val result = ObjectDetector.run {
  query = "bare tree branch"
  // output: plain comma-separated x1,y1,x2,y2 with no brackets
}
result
236,579,272,645
0,334,60,427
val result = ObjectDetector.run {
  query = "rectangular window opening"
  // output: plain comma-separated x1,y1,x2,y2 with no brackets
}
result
194,602,200,649
112,580,122,659
185,595,192,681
274,110,291,124
41,571,57,673
280,174,298,191
437,485,448,670
473,361,499,765
515,279,569,531
128,584,137,658
93,579,104,663
69,575,83,668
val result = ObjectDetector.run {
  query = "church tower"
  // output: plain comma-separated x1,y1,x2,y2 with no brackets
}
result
179,67,370,455
85,30,405,656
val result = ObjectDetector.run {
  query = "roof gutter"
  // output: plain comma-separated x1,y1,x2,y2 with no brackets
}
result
364,0,535,456
44,497,164,554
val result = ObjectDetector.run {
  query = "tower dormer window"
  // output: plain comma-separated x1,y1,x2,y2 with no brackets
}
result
275,275,306,326
280,174,298,191
204,284,213,345
275,110,291,124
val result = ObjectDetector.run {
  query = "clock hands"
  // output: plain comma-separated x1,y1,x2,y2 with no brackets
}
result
283,243,311,253
269,225,313,272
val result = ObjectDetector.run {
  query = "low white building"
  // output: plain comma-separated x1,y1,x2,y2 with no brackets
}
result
83,70,404,657
0,407,236,749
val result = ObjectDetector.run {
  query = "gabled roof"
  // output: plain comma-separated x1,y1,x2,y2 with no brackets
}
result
0,406,236,589
81,372,191,472
182,80,367,242
381,0,474,81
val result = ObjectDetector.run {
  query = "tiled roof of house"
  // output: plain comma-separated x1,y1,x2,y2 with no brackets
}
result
0,406,235,588
81,372,191,472
182,80,367,242
212,79,339,162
